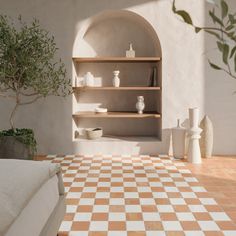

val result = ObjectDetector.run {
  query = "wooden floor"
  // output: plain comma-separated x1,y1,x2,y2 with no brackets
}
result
184,156,236,225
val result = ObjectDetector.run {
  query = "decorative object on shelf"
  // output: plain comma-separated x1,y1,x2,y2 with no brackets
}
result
172,119,186,159
74,130,80,139
200,115,213,158
85,128,103,140
83,72,94,87
95,108,108,113
112,70,120,87
74,76,78,87
148,66,157,87
187,108,202,164
126,43,135,58
136,96,145,114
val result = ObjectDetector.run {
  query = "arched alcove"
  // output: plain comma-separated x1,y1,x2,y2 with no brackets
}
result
73,10,162,57
72,10,162,155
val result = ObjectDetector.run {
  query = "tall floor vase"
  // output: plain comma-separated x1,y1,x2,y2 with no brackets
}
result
187,108,202,164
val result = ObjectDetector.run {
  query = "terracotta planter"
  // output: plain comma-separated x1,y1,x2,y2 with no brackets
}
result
0,136,32,160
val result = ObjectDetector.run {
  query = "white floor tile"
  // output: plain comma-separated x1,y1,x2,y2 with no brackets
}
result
162,221,182,231
200,198,217,205
125,205,142,213
109,213,126,221
93,205,109,212
74,213,92,221
142,212,160,221
126,221,145,231
169,198,186,205
108,231,127,236
59,221,72,231
79,198,95,205
140,198,156,205
109,198,125,205
176,212,196,221
90,221,108,231
210,212,231,221
156,205,174,213
198,221,220,231
189,205,207,213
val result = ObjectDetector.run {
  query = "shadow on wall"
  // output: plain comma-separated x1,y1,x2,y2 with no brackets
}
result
204,0,236,155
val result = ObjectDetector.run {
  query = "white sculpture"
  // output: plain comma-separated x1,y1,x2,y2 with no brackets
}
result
112,70,120,87
172,119,186,159
84,72,94,87
200,115,213,158
187,108,202,164
136,96,145,114
126,43,135,58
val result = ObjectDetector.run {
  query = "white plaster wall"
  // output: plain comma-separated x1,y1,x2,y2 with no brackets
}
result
0,0,235,155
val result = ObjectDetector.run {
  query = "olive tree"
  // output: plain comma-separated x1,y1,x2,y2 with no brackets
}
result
0,15,72,129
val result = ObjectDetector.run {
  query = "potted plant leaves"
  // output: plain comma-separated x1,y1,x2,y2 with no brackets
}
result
0,15,72,159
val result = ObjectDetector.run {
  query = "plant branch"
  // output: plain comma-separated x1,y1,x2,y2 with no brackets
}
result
18,95,43,105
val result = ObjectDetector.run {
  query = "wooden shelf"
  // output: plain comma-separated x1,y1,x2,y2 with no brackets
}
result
73,57,161,63
73,111,161,118
76,135,160,142
73,86,161,91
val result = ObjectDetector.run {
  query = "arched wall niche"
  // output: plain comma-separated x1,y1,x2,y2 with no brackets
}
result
73,10,162,57
72,10,163,155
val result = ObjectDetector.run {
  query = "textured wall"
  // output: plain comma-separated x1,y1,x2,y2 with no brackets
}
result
0,0,235,155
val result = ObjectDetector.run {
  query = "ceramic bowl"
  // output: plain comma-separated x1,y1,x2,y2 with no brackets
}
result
85,128,103,140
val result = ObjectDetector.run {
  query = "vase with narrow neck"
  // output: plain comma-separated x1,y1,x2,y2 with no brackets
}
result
187,108,202,164
172,119,186,159
112,70,120,87
136,96,145,114
200,115,213,158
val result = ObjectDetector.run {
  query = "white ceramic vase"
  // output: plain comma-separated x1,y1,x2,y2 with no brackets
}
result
136,96,145,114
112,70,120,87
84,72,94,87
187,108,202,164
200,115,213,158
172,119,186,159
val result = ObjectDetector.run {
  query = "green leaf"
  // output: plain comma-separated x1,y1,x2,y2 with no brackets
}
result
195,27,202,33
205,30,222,40
176,10,193,25
226,24,234,31
230,46,236,58
217,41,224,52
172,0,193,26
209,10,224,27
208,60,222,70
221,0,228,19
234,54,236,72
222,43,230,64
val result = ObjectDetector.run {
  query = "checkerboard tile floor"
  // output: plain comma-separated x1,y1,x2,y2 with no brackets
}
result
46,155,236,236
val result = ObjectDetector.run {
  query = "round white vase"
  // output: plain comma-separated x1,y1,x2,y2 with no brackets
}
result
113,70,120,87
84,72,94,87
200,115,213,158
172,119,186,159
136,96,145,114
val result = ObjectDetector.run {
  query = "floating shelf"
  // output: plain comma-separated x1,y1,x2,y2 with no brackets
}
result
76,135,161,142
73,57,161,63
73,111,161,118
73,86,161,91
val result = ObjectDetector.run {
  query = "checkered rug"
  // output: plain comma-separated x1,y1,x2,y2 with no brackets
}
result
46,155,236,236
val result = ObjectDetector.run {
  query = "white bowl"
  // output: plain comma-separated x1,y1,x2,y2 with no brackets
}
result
85,128,103,140
95,108,108,113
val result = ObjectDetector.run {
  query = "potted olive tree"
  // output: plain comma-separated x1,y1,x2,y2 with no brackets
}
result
0,15,72,159
172,0,236,81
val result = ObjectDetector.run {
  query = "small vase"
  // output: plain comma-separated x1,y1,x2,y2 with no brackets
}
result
172,119,186,159
187,108,202,164
112,70,120,87
200,115,213,158
136,96,145,114
84,72,94,87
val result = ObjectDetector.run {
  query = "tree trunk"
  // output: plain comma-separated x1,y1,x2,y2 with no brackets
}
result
10,103,19,130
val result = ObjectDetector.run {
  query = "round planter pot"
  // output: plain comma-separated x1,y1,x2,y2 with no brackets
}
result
0,136,32,160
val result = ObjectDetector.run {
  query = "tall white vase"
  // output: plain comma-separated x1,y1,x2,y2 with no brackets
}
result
112,70,120,87
172,119,186,159
200,115,213,158
187,108,202,164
